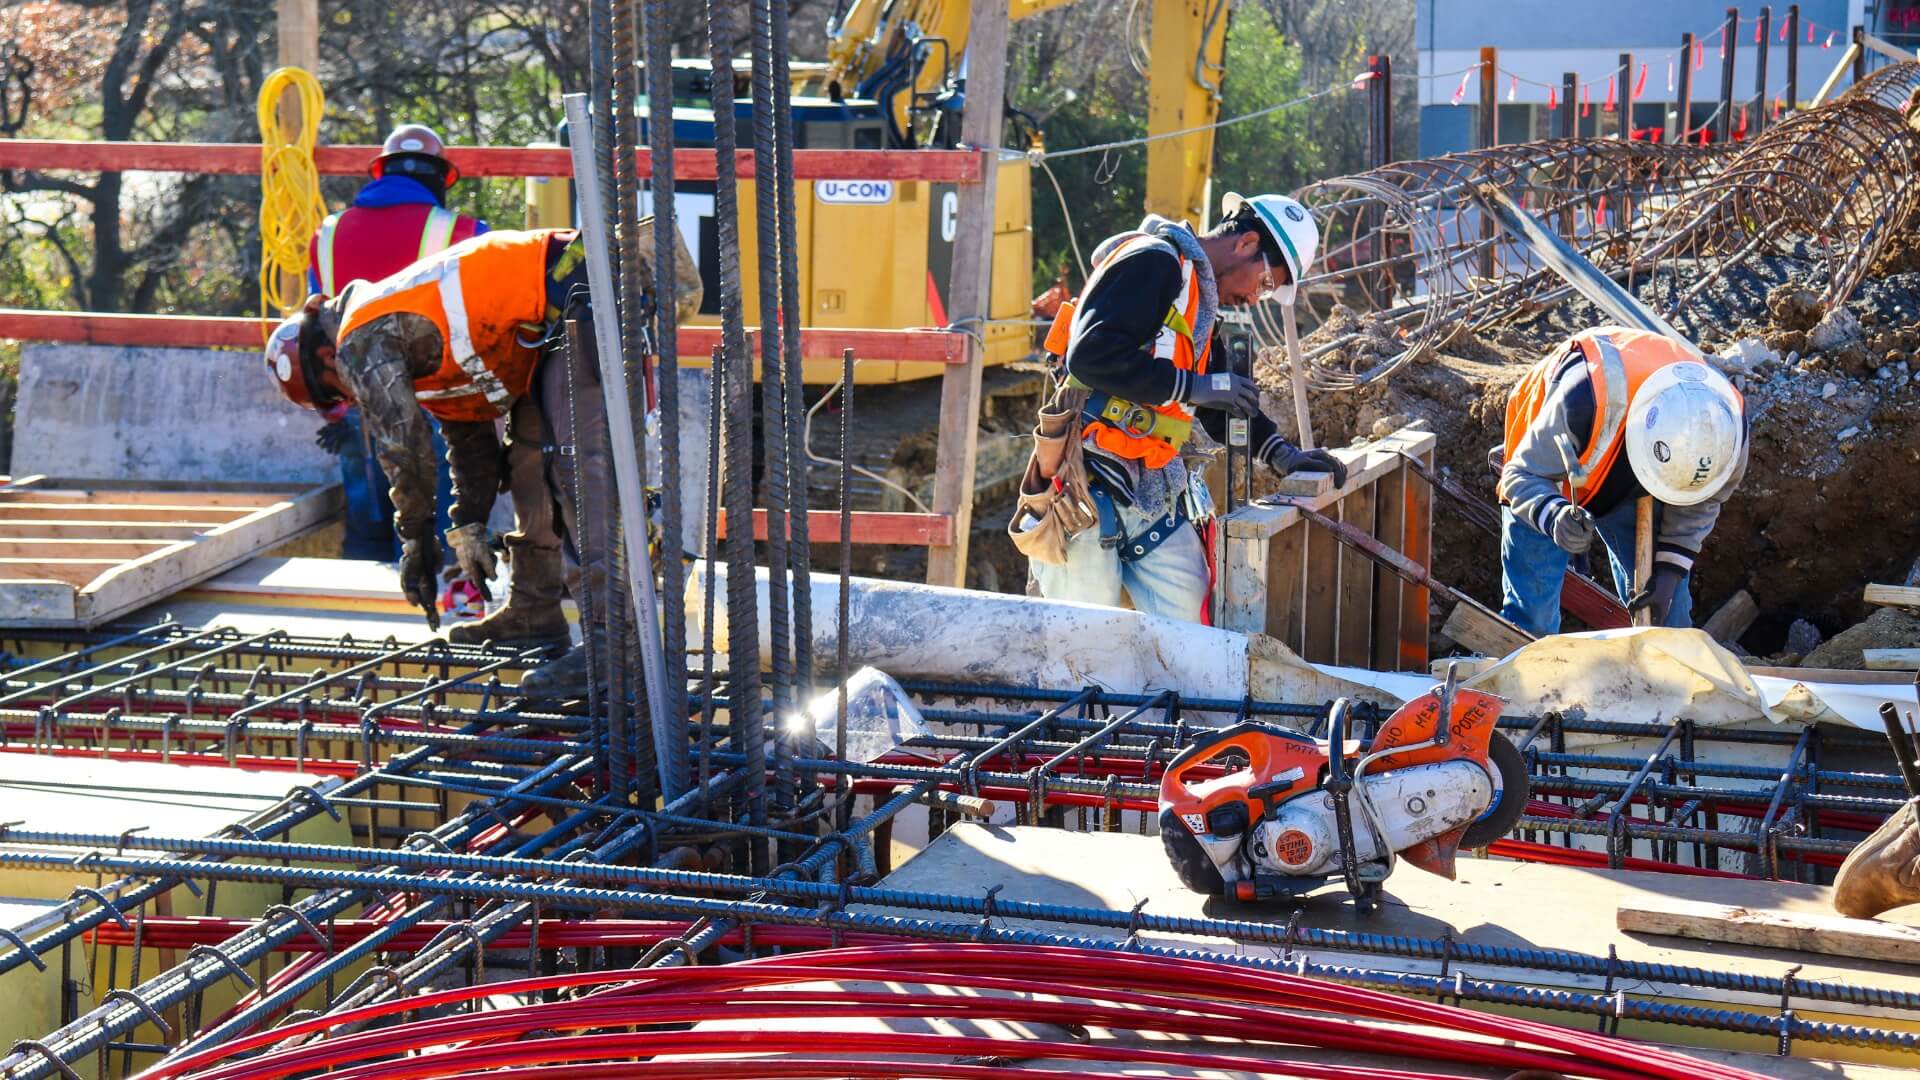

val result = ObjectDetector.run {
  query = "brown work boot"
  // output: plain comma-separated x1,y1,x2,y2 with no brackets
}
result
1834,798,1920,918
445,541,570,648
516,643,591,700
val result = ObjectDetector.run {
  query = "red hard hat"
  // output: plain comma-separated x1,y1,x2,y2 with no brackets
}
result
262,301,343,412
371,123,460,186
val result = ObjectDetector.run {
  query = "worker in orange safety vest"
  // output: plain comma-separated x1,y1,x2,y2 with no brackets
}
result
265,226,699,696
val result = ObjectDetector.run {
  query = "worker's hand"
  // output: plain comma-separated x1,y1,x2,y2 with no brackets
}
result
314,419,353,456
444,523,497,602
1546,502,1596,555
398,535,443,631
1187,371,1261,419
1262,442,1349,488
1628,565,1687,625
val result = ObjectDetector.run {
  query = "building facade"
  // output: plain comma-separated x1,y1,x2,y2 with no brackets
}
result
1417,0,1868,157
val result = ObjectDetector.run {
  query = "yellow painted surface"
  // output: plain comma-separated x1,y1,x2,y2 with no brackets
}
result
0,757,354,1075
1144,0,1227,225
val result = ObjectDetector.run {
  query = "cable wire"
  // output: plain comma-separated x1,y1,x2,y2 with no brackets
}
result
255,66,326,323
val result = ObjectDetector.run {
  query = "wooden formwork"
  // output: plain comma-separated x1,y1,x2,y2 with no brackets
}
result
0,477,340,628
1214,428,1437,673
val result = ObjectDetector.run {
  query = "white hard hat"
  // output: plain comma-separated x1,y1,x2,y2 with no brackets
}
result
1222,192,1319,305
1624,360,1744,506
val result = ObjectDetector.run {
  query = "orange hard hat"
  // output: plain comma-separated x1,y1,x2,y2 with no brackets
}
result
263,301,343,412
371,123,460,186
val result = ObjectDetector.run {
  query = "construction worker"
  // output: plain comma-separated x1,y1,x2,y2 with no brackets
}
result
1496,326,1747,637
1019,193,1346,622
264,226,697,693
308,125,486,564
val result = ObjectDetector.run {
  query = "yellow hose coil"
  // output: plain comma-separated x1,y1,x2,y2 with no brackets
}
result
257,66,327,327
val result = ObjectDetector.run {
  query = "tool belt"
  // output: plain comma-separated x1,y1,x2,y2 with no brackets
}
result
1081,390,1194,454
1008,384,1097,566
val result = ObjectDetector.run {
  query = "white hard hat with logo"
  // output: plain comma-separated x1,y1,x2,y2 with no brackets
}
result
1624,360,1744,506
1221,192,1319,305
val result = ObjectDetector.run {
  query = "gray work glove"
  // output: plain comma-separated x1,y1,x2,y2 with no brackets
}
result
399,534,443,631
1546,501,1596,555
1262,440,1349,487
444,522,497,602
1186,371,1261,419
1628,565,1686,625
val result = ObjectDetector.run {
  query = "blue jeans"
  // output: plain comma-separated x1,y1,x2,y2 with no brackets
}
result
1499,500,1693,637
1030,498,1211,622
335,407,456,562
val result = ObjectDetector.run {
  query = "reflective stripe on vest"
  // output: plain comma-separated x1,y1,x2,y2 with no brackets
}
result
418,207,458,262
1071,236,1209,470
317,212,343,297
433,261,513,412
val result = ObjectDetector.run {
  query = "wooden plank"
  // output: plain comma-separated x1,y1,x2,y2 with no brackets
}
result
0,489,289,508
678,327,967,365
717,509,956,547
0,538,177,559
1399,447,1433,671
0,559,120,587
1619,897,1920,966
1302,508,1341,664
1864,649,1920,671
1443,601,1531,659
1272,471,1334,498
0,503,255,523
1217,533,1270,635
1335,483,1376,668
1266,520,1307,655
0,140,988,183
1224,430,1438,540
0,521,214,539
1746,665,1918,685
1371,460,1407,670
922,0,1009,589
1865,584,1920,610
1701,589,1759,644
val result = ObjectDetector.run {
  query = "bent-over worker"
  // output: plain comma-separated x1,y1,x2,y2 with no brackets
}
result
1016,193,1345,622
264,226,698,694
1497,326,1748,636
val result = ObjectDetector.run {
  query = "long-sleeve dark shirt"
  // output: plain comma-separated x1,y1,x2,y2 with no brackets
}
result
1062,243,1290,464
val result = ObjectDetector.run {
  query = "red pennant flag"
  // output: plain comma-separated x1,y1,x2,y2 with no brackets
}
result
1451,68,1472,105
1825,30,1837,48
1548,86,1558,111
1596,195,1607,223
1635,64,1648,97
1508,74,1518,102
1695,38,1705,69
1807,22,1815,44
1582,83,1591,117
1779,18,1788,41
1736,105,1748,138
1754,19,1761,44
1773,96,1783,119
1604,75,1616,112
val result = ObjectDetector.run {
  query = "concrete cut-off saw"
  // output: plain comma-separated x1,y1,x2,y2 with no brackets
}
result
1159,673,1527,911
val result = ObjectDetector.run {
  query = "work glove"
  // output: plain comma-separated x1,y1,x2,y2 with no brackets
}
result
1546,501,1596,555
1262,441,1349,488
1628,564,1687,626
314,418,353,456
1486,443,1506,472
444,522,497,602
398,534,443,631
1186,371,1262,419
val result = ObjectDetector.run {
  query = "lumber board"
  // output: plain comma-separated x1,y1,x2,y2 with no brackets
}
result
1618,897,1920,965
1335,483,1376,668
0,579,75,622
716,510,956,548
1865,584,1920,610
0,538,177,559
1302,508,1340,664
0,521,213,540
0,559,121,586
1864,649,1920,671
0,489,287,508
1224,430,1438,540
1272,471,1334,498
1701,589,1759,644
1266,518,1307,655
0,502,254,523
1442,601,1531,659
1398,448,1432,671
1370,460,1407,670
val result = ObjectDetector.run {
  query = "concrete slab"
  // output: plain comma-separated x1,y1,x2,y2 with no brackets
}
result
15,344,332,485
872,824,1920,1071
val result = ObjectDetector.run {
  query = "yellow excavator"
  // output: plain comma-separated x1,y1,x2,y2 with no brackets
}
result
532,0,1229,385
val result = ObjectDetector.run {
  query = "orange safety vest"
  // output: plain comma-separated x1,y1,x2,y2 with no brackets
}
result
1502,327,1743,505
1043,234,1212,471
337,230,553,423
